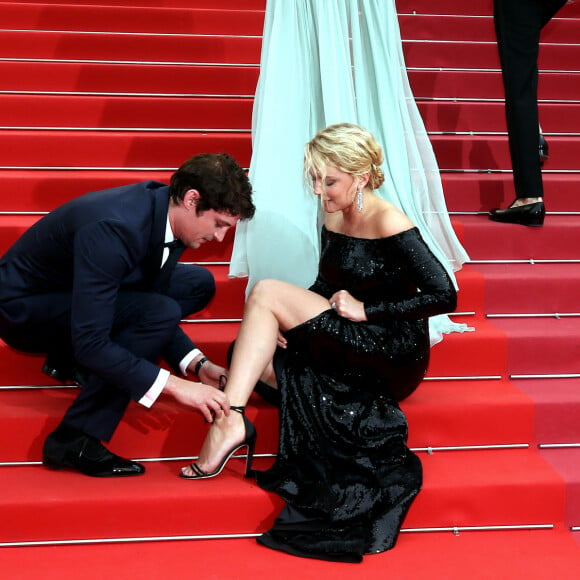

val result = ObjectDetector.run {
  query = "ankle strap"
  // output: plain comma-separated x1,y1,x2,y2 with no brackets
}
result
230,405,245,414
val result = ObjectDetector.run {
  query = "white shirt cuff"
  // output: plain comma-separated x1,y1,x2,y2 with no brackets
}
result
138,368,170,408
179,348,202,376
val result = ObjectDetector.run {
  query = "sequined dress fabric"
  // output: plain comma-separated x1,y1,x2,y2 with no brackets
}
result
255,227,457,562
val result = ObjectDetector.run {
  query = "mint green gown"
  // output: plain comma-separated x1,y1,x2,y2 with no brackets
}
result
229,0,471,344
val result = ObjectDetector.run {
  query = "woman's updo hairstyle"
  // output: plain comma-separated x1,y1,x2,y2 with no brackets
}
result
304,123,385,190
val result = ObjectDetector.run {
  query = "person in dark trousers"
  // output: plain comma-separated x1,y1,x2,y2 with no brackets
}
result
0,153,255,477
489,0,568,226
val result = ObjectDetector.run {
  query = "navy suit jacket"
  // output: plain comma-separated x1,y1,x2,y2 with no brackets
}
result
0,181,196,397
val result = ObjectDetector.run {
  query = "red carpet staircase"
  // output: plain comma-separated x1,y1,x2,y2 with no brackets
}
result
1,0,580,577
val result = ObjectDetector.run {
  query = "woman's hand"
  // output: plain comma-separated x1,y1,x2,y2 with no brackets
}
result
329,290,367,322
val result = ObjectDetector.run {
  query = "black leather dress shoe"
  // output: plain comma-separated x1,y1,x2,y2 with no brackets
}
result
488,201,545,227
43,431,145,477
42,356,90,387
42,358,75,384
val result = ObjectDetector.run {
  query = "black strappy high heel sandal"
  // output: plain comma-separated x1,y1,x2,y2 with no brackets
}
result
180,405,257,480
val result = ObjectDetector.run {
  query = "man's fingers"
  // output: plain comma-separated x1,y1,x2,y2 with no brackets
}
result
201,406,214,423
216,394,230,416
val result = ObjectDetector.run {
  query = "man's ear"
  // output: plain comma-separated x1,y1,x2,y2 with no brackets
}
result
183,189,200,209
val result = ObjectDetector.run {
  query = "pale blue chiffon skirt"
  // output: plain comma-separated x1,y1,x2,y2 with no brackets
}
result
230,0,472,345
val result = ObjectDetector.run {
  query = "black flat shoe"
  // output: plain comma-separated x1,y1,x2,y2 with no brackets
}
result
43,431,145,477
539,134,549,166
488,201,545,227
180,405,256,480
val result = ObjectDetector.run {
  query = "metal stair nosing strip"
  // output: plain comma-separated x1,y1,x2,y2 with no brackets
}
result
0,523,556,548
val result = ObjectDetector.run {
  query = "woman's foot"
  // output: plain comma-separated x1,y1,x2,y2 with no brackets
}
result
508,197,543,208
488,197,545,227
181,409,248,478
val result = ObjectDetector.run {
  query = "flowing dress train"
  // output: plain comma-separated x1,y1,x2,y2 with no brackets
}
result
230,0,472,345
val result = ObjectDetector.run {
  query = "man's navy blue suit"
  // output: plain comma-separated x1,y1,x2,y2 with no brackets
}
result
0,181,214,441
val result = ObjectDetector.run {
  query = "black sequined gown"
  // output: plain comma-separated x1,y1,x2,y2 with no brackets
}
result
255,227,457,563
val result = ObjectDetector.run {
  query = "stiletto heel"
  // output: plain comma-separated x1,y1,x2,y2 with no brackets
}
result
180,405,257,480
539,134,549,165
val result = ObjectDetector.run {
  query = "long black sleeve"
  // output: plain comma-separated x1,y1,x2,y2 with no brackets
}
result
364,230,457,322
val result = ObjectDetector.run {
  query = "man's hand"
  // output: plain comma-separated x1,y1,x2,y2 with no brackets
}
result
164,375,229,423
198,360,228,389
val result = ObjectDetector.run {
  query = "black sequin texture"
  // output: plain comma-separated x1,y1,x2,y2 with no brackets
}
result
255,226,457,562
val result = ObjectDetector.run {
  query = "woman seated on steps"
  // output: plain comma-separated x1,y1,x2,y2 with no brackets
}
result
180,123,458,563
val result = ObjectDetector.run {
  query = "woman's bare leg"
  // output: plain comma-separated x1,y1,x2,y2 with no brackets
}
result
182,279,331,476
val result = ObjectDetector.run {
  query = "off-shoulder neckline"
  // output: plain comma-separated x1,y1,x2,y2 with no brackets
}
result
323,225,418,242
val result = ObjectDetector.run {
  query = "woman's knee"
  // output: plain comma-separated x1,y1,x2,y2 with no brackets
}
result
246,279,280,308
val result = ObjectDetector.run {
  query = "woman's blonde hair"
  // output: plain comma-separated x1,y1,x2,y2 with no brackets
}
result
304,123,385,190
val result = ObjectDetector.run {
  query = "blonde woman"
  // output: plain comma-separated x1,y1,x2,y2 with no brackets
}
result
182,124,457,563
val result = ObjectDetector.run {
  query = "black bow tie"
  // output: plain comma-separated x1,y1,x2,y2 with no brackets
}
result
164,239,184,250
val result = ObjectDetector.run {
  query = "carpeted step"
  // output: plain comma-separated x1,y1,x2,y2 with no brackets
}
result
471,263,580,315
397,0,580,18
540,448,580,529
4,528,580,580
0,61,260,95
0,214,473,266
409,69,580,102
0,170,175,212
442,173,580,213
0,447,566,543
0,387,280,462
3,97,579,147
0,130,252,168
0,170,576,215
183,316,503,380
396,0,491,16
418,101,580,134
0,215,242,259
10,0,267,8
0,215,244,266
0,3,265,35
0,377,534,463
2,132,579,172
517,378,580,445
0,309,494,390
2,31,579,72
403,40,579,71
458,215,580,261
6,62,574,103
0,94,253,129
431,135,579,171
399,13,579,43
0,29,262,64
491,317,580,376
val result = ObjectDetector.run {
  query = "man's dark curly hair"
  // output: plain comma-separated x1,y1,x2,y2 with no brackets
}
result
169,153,255,219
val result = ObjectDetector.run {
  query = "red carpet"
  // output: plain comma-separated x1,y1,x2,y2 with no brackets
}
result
1,0,580,576
3,530,580,580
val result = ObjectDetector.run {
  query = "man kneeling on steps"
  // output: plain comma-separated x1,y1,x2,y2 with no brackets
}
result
0,153,255,477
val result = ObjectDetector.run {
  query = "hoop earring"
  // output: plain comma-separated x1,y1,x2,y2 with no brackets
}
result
356,188,364,213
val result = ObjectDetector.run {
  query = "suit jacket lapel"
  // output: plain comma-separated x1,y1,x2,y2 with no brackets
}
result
143,185,171,288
